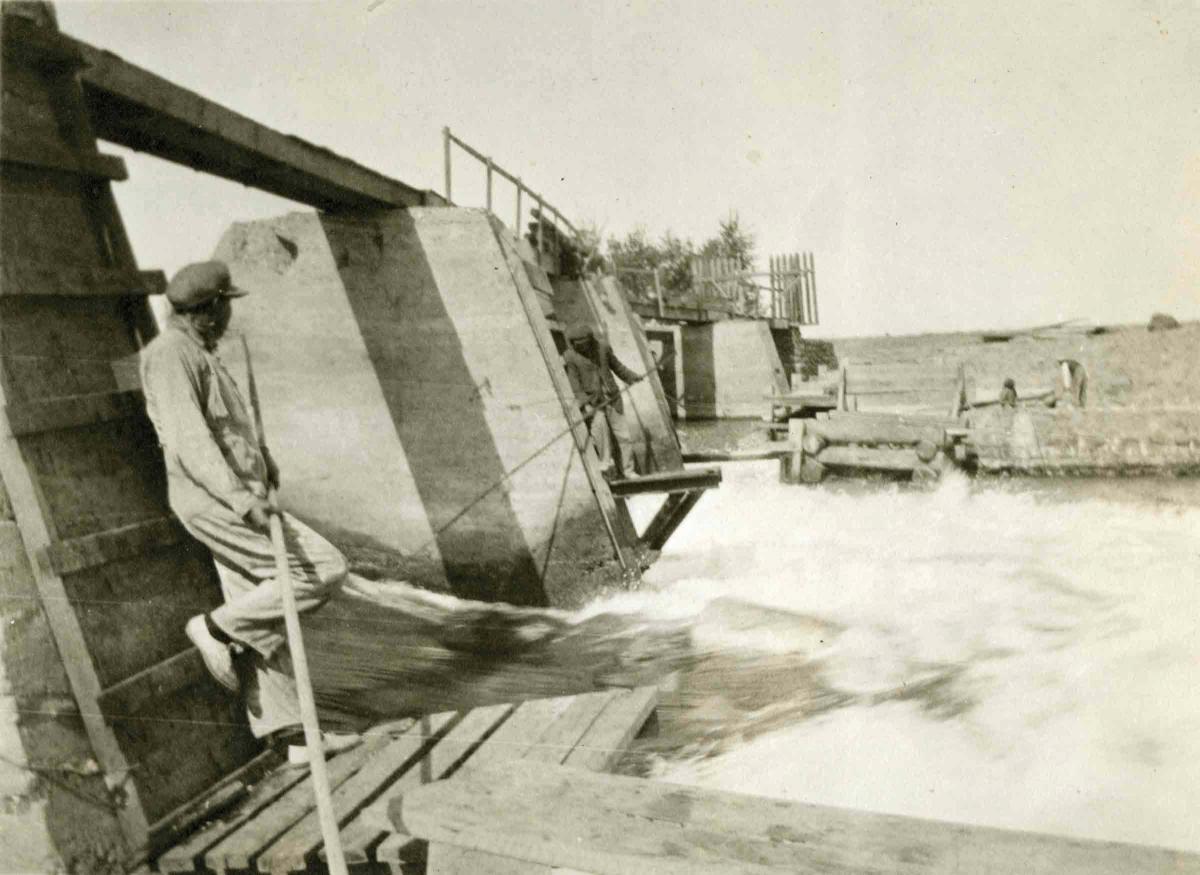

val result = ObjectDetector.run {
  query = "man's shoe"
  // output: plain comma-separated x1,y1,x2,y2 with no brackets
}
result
185,615,239,693
286,732,362,767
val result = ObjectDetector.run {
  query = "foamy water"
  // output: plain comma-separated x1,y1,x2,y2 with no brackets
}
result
605,465,1200,853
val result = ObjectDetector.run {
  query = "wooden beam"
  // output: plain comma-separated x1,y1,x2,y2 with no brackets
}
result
638,489,704,552
680,448,788,463
96,648,206,722
394,761,1200,875
0,259,165,297
39,516,186,577
5,389,144,436
70,37,435,212
1,132,128,180
607,467,721,497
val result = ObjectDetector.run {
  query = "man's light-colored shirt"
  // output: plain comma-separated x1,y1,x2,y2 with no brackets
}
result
140,316,267,522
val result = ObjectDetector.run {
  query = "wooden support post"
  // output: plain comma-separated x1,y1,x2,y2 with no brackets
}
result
780,418,805,484
653,267,664,318
485,156,493,212
837,365,848,411
809,252,819,325
639,490,704,552
443,126,452,203
536,196,545,255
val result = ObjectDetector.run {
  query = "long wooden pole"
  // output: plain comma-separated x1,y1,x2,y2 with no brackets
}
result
442,126,452,203
241,337,349,875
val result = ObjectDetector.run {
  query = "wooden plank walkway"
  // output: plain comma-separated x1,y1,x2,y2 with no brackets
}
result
153,687,657,874
396,761,1200,875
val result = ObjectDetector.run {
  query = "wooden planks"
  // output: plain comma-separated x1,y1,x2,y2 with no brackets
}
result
4,389,145,436
202,734,396,874
152,689,658,874
259,711,461,873
39,515,185,576
427,688,656,875
0,380,151,849
73,37,432,212
397,761,1200,875
0,259,165,297
331,704,514,867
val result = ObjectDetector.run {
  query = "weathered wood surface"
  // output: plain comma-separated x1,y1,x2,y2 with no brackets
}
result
424,688,658,875
73,37,436,211
153,689,657,873
39,515,185,576
395,761,1200,875
0,259,165,297
4,388,145,436
815,445,919,472
1,131,128,179
607,466,721,496
805,416,948,448
680,448,789,463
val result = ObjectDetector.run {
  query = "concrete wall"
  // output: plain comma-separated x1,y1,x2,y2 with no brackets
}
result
215,208,622,608
677,321,788,419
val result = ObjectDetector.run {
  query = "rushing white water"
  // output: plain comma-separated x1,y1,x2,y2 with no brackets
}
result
605,464,1200,854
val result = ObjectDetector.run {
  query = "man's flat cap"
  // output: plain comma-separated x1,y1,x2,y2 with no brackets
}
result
566,323,594,341
166,261,248,310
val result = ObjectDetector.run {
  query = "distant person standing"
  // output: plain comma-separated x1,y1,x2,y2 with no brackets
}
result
999,378,1018,408
562,323,643,480
1054,358,1088,407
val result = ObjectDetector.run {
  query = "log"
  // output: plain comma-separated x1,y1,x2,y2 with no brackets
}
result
815,445,918,472
800,431,827,455
914,438,939,463
806,415,947,448
392,761,1200,875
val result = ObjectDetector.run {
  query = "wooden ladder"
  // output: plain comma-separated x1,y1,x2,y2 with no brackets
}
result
0,11,259,864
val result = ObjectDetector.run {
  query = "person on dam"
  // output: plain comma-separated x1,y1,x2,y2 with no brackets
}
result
1051,358,1088,408
140,260,357,760
999,377,1018,408
562,322,643,480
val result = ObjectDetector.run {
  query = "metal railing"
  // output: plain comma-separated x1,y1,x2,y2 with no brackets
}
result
442,127,579,255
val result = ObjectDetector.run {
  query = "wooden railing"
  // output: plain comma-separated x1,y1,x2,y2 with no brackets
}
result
442,127,579,255
614,252,819,324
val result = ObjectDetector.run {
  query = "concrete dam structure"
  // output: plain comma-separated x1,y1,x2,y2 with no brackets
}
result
212,207,698,609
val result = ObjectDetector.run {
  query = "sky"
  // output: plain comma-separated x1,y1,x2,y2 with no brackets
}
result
56,0,1199,337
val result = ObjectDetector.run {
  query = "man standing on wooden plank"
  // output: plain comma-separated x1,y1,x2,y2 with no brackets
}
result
139,260,357,760
561,323,643,480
